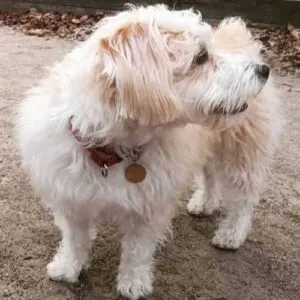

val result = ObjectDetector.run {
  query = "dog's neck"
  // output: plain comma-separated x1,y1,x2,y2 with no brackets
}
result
68,110,188,162
69,115,162,155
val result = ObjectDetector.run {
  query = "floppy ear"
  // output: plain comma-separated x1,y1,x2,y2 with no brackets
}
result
99,22,183,126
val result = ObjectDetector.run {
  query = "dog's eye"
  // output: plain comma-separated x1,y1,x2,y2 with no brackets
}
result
193,50,209,66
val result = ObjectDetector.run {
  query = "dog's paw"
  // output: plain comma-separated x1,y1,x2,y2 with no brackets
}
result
212,228,246,250
187,194,215,216
117,267,153,300
47,257,82,283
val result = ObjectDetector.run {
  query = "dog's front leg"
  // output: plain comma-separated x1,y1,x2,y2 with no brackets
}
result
187,166,221,216
47,211,94,282
212,193,255,250
117,209,172,300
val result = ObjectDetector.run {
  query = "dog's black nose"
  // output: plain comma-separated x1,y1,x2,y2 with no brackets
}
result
256,64,270,80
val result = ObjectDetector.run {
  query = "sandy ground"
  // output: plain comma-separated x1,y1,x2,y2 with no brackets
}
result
0,26,299,300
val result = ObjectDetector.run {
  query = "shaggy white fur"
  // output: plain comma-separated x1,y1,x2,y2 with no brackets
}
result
16,4,281,300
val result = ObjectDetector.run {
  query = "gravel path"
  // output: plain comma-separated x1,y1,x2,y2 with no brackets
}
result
0,26,299,300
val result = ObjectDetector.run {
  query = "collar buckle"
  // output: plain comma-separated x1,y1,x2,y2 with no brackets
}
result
101,164,109,177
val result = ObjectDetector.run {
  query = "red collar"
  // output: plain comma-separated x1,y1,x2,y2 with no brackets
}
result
68,117,123,172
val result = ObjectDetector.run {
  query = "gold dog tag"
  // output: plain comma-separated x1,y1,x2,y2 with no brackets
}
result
125,163,146,183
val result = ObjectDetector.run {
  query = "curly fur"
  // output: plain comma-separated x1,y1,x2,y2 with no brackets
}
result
16,5,282,299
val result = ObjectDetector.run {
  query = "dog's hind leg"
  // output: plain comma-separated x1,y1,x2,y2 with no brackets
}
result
187,166,220,216
47,209,95,282
117,204,173,300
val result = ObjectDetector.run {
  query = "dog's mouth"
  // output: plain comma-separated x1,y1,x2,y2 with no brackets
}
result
210,102,248,115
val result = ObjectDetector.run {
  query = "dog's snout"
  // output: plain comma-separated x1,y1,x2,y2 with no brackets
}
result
255,64,270,80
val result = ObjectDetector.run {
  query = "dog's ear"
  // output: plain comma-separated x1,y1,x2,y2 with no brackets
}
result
213,17,255,52
99,22,183,126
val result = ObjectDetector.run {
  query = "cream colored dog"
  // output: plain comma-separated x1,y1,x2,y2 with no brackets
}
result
16,4,281,300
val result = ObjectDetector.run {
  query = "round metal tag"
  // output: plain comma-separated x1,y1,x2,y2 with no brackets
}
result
124,163,146,184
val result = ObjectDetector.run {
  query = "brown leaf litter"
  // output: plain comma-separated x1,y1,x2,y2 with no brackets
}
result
0,8,299,75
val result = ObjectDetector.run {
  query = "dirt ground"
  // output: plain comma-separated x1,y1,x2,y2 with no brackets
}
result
0,26,299,300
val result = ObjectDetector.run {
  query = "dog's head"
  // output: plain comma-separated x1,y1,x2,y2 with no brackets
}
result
92,5,269,129
179,17,270,128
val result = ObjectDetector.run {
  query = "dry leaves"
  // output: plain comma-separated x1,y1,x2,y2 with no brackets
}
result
0,8,104,40
0,8,299,74
251,24,300,75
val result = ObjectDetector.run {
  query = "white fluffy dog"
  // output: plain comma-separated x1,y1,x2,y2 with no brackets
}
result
16,4,281,300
